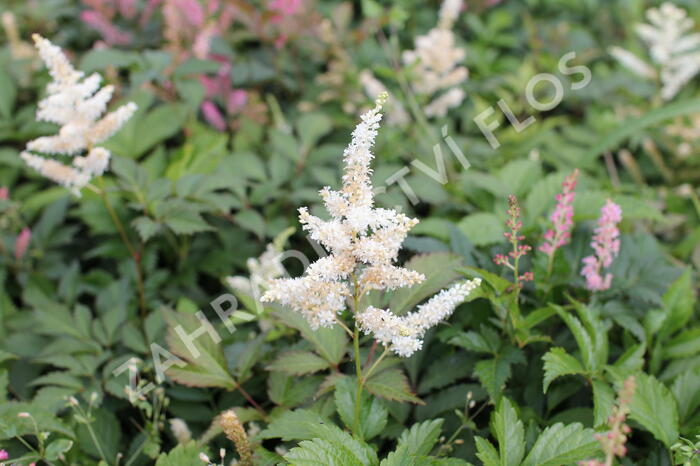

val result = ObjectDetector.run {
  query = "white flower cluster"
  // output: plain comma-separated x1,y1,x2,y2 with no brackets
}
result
609,2,700,100
226,243,286,298
20,35,137,195
357,279,481,357
402,0,467,118
261,94,480,356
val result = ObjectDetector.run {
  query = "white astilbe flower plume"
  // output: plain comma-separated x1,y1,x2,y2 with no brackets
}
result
402,0,467,118
20,34,137,195
609,3,700,100
261,94,480,356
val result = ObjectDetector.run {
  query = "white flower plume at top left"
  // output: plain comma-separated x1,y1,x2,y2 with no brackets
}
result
20,34,137,196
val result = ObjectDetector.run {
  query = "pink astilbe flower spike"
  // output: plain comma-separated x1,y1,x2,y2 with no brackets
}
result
201,101,227,131
81,10,132,46
0,187,8,200
579,376,635,466
15,227,31,260
581,200,622,291
494,195,533,287
540,169,579,257
0,449,9,460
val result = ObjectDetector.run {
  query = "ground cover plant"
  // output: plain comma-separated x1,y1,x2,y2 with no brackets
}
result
0,0,699,464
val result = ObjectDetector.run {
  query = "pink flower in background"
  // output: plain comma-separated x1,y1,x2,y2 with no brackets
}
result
581,200,622,291
201,101,227,131
269,0,302,16
0,449,9,460
117,0,138,18
81,9,132,45
192,25,217,58
540,169,579,257
174,0,205,27
15,227,31,260
0,187,8,200
227,89,248,114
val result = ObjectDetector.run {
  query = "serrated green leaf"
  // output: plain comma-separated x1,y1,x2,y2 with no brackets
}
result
268,350,331,375
628,372,679,447
660,268,695,339
492,398,525,466
474,347,524,401
365,368,423,404
274,309,348,365
164,208,213,235
592,380,615,428
542,347,585,393
671,368,700,429
155,441,206,465
397,418,443,456
284,423,378,466
335,377,387,440
259,409,330,441
132,216,161,242
521,422,599,466
474,437,500,466
555,307,597,372
163,309,235,389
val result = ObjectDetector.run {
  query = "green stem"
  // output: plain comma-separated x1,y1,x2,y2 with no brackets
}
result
353,321,363,439
98,178,147,315
85,421,109,464
362,347,390,383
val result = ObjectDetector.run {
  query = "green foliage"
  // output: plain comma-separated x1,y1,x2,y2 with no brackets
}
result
1,0,698,464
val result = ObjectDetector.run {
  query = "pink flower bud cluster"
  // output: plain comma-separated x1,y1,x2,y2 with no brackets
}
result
494,195,533,286
581,200,622,291
540,169,579,257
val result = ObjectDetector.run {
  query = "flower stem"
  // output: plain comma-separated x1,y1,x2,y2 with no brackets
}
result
98,178,147,315
353,321,363,439
362,347,389,382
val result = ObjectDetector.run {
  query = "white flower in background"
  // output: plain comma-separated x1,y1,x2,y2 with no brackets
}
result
359,70,410,126
20,35,137,195
402,0,468,117
609,2,700,100
261,94,480,356
226,243,286,298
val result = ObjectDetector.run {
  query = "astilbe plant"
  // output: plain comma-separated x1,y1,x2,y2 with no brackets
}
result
261,93,480,433
402,0,468,117
494,194,533,288
609,2,700,100
20,35,137,196
540,169,579,276
581,200,623,291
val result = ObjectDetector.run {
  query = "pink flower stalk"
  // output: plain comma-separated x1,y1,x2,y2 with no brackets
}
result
494,195,533,287
81,10,132,45
0,450,9,460
581,200,622,291
201,101,227,131
540,169,579,257
0,187,8,200
15,227,31,260
175,0,205,27
269,0,302,16
579,376,635,466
